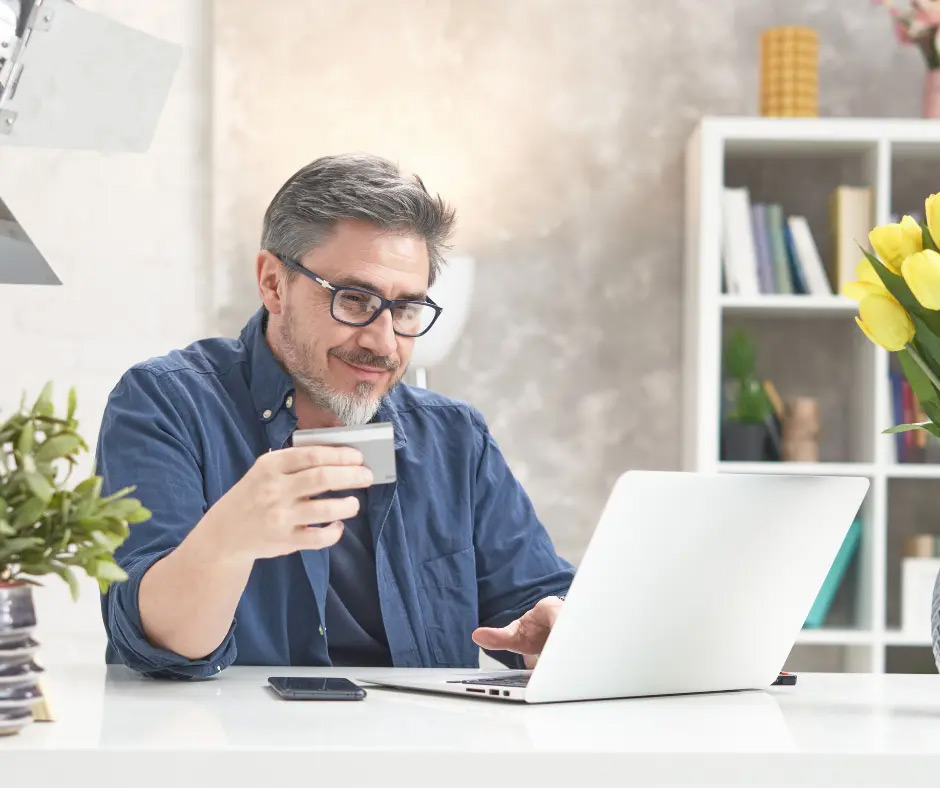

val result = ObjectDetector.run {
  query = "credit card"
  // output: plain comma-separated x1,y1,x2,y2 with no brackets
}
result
292,422,397,485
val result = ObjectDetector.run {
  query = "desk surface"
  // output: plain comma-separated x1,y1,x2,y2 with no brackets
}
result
5,663,940,787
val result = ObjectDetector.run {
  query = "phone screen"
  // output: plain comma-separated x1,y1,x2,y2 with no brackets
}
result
268,676,366,700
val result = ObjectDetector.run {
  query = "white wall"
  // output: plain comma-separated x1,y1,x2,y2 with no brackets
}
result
0,0,210,654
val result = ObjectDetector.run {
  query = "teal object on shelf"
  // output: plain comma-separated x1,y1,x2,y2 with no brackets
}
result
804,519,862,629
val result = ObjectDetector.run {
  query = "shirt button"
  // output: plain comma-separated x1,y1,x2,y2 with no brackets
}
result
262,409,273,420
318,625,325,637
285,395,294,409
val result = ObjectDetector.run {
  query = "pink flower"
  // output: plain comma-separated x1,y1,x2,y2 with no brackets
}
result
897,18,915,42
914,0,940,25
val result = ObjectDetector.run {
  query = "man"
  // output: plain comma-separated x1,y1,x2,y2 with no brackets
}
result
98,154,573,678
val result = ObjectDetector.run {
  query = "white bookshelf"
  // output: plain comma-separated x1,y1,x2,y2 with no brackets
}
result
683,117,940,674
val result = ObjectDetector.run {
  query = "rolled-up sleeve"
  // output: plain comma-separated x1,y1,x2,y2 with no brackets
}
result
97,368,238,679
469,409,575,668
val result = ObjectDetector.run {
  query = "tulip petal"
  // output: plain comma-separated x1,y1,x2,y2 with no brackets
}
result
902,249,940,310
855,257,883,286
857,293,915,351
927,192,940,250
870,220,922,274
843,280,886,302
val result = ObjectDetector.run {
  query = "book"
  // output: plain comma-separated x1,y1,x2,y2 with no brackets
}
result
721,188,761,296
803,519,862,628
787,216,833,295
766,203,794,294
784,223,809,295
751,204,775,294
829,186,873,292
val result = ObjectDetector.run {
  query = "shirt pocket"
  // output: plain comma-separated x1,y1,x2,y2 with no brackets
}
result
418,546,478,667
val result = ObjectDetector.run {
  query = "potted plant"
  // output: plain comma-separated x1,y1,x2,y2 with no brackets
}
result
721,329,774,462
0,383,149,735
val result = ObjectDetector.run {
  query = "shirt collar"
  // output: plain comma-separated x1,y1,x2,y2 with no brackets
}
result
241,308,296,425
240,307,407,449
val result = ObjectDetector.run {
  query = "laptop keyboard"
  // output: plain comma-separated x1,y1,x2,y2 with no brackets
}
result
448,673,531,688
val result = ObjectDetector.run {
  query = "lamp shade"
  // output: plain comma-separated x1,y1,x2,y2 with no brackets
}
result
0,194,57,284
411,255,475,368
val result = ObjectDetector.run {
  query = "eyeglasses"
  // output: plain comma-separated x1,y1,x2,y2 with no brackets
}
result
276,255,443,338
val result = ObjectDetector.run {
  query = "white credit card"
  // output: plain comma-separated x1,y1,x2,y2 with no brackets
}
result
292,422,397,485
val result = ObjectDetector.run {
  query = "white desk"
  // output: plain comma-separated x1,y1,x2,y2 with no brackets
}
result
4,663,940,787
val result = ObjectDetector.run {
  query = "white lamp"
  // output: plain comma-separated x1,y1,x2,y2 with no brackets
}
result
0,0,180,284
410,255,475,389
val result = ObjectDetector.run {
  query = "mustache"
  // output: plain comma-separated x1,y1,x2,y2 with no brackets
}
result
329,347,401,372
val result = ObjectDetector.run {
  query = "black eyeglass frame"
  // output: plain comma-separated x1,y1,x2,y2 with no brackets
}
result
276,255,443,337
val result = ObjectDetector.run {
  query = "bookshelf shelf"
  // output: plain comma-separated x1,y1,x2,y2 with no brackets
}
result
885,464,940,480
684,117,940,675
720,295,858,318
797,629,874,646
882,630,934,647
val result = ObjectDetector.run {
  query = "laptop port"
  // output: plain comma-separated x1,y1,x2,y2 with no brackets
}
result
466,688,485,694
503,691,510,697
489,689,499,696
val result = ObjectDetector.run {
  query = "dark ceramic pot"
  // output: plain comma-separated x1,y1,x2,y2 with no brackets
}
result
0,584,43,735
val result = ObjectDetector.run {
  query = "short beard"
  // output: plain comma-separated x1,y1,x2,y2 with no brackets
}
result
278,308,403,426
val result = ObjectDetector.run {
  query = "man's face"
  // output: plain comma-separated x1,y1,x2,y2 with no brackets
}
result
274,219,430,425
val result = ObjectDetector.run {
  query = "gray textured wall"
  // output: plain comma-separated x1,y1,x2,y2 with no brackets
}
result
212,0,925,561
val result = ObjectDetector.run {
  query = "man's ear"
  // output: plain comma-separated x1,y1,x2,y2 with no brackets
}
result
257,250,285,315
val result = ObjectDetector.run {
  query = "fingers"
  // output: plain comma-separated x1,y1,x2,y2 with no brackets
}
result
265,445,364,474
292,495,361,526
471,619,523,653
293,521,345,551
284,465,374,500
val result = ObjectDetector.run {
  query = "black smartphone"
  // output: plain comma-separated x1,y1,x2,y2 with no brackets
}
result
268,676,366,701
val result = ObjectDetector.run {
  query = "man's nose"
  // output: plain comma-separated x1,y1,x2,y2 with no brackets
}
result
358,308,398,357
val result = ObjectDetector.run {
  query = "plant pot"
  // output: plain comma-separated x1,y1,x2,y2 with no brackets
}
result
721,421,769,462
924,69,940,120
0,583,43,736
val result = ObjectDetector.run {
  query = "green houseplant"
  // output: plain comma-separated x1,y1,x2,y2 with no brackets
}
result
721,329,774,461
0,383,149,735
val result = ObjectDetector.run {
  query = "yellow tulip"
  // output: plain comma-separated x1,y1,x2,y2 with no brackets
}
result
927,193,940,249
842,258,889,302
869,215,923,274
902,249,940,310
855,293,914,352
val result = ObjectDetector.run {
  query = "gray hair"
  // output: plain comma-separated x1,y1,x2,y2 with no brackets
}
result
261,154,456,286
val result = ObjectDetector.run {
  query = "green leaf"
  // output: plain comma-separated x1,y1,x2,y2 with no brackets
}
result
11,496,46,529
911,320,940,382
0,521,14,537
35,434,81,463
898,346,940,403
31,382,54,417
90,531,123,551
884,421,933,434
16,422,34,455
92,559,127,584
100,485,136,504
52,564,80,601
24,471,53,504
102,497,145,521
925,222,940,253
127,506,151,525
0,536,44,561
67,387,77,421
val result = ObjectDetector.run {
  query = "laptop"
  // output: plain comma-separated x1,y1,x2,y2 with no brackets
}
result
363,470,869,704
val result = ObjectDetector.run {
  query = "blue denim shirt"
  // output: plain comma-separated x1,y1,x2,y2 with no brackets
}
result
97,309,573,678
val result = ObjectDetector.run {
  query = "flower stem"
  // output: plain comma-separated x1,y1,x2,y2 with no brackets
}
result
907,344,940,392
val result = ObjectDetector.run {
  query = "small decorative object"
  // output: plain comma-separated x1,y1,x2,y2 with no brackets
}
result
781,396,821,462
0,383,150,735
759,26,819,117
721,329,775,461
873,0,940,118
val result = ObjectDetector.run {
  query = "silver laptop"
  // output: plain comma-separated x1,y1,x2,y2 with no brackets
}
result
363,470,869,704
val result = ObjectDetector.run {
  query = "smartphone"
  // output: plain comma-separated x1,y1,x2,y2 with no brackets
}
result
267,676,366,701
